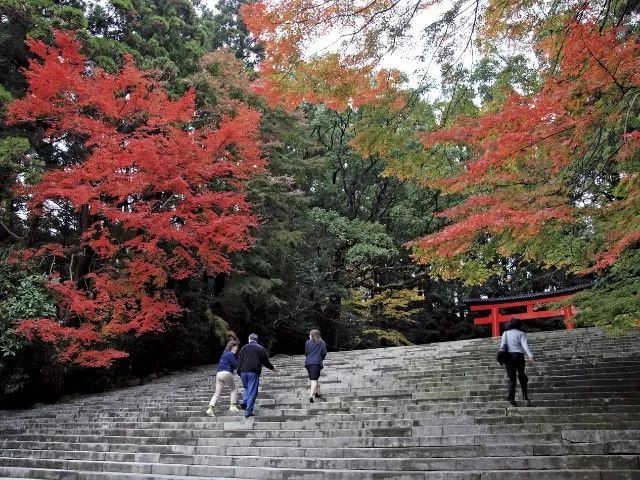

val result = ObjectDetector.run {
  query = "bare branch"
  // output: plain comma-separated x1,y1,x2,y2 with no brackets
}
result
0,218,24,239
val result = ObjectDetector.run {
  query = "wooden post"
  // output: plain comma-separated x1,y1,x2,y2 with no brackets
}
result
563,305,575,330
491,307,500,337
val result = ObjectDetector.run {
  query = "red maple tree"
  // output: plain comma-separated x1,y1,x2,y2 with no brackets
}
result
8,31,265,367
411,22,639,281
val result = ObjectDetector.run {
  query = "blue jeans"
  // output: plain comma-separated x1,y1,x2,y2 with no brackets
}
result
240,372,260,416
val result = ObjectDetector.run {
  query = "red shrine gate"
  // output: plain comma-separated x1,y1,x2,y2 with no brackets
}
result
465,285,591,337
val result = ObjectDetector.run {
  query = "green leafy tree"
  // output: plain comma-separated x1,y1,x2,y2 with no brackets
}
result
0,251,57,405
570,249,640,334
343,288,423,348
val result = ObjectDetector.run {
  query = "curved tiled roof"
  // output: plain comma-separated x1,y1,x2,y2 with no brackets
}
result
464,283,592,305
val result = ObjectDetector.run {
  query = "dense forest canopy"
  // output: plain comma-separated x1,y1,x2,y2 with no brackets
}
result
0,0,637,406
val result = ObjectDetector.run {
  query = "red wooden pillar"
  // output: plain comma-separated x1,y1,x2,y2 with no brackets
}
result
491,307,500,337
563,305,575,330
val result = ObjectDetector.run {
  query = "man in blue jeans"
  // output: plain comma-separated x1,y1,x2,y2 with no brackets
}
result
237,333,275,418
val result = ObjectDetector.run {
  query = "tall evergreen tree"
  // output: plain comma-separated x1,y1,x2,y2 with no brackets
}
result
210,0,263,65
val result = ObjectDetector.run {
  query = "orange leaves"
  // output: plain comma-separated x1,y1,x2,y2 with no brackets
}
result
254,53,405,111
482,0,573,42
242,0,417,64
241,1,407,110
8,31,265,367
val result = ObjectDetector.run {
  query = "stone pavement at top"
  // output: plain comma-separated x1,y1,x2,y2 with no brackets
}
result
1,327,639,479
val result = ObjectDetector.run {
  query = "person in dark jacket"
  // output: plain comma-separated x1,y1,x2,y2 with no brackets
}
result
206,340,240,416
498,318,534,407
237,333,275,418
305,329,327,403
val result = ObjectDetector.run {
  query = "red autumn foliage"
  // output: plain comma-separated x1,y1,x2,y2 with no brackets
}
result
15,320,128,368
412,22,640,276
7,31,265,367
415,194,575,258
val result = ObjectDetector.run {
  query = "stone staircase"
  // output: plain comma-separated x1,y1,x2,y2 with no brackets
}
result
1,327,639,479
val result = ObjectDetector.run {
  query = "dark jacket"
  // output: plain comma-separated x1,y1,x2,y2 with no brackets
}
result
237,342,274,375
304,339,327,367
217,351,238,374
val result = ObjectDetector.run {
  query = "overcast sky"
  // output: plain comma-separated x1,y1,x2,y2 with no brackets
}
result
203,0,218,10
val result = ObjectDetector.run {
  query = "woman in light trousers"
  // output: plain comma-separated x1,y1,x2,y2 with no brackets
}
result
206,340,240,416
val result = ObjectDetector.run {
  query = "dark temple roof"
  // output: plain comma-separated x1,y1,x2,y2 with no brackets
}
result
464,284,593,305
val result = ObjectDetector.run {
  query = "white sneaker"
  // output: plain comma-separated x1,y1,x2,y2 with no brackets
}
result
205,405,216,417
229,405,240,412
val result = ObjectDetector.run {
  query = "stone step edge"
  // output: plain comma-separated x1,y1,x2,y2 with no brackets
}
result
0,466,237,480
8,412,640,430
1,460,640,478
3,449,640,463
4,421,639,434
2,465,639,480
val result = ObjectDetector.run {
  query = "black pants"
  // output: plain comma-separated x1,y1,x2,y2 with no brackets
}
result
505,353,528,400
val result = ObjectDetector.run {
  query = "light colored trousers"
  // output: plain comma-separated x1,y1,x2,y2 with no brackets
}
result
209,371,238,407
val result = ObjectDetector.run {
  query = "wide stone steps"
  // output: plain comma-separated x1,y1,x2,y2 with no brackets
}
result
33,387,634,412
1,327,639,479
3,421,640,440
1,455,640,479
3,408,639,430
4,411,640,433
1,465,638,480
0,466,234,480
4,430,635,449
1,452,639,471
3,441,638,457
123,379,640,400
